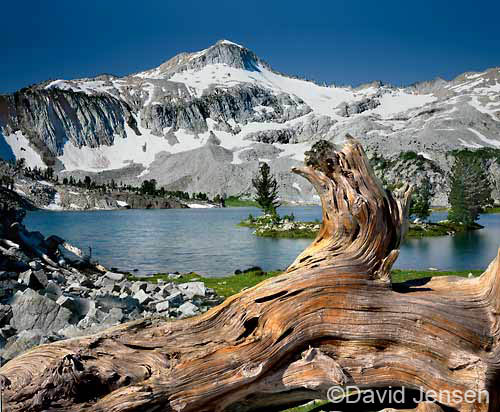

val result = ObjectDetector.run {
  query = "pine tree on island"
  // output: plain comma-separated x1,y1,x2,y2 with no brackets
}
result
252,162,281,217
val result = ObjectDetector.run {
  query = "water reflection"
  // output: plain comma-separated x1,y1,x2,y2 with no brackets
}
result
25,207,500,276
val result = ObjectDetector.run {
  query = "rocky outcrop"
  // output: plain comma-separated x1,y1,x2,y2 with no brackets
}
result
0,206,221,362
1,41,499,205
0,186,37,211
245,128,296,144
110,192,187,209
336,97,380,117
151,39,274,77
140,84,311,136
0,87,139,167
7,176,189,210
244,114,336,144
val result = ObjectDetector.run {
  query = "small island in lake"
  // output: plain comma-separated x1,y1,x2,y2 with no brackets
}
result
239,213,485,239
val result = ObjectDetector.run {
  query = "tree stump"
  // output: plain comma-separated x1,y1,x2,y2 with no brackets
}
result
1,137,499,412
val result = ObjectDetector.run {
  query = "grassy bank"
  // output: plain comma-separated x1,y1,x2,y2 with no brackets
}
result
407,221,483,237
241,217,483,239
130,268,281,298
224,196,259,207
133,267,484,299
284,401,329,412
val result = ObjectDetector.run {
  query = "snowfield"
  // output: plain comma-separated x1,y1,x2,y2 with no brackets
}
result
1,39,499,207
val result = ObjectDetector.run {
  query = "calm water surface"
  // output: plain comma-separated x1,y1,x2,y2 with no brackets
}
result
25,207,500,276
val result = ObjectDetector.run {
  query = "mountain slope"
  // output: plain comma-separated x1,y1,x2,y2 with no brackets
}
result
0,40,499,204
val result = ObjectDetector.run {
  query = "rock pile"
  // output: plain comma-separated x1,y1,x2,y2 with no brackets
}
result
0,204,221,363
0,269,221,363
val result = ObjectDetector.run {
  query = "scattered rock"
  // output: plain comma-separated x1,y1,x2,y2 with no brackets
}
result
155,301,170,313
10,289,73,333
102,308,124,326
178,302,199,318
104,271,125,282
166,291,184,307
56,295,77,312
134,289,152,305
44,280,63,300
178,282,206,299
28,261,42,270
0,208,223,363
131,281,148,294
18,269,41,290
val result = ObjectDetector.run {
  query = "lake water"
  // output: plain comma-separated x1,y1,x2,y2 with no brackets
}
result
24,207,500,276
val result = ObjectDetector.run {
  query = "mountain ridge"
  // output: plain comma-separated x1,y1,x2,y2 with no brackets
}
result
1,40,499,205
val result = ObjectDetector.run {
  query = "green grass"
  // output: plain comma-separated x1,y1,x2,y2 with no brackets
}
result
237,221,259,228
241,219,483,240
407,221,482,237
225,196,258,207
484,206,500,214
129,269,282,298
283,400,329,412
391,268,483,283
430,206,449,212
130,267,485,300
256,227,318,238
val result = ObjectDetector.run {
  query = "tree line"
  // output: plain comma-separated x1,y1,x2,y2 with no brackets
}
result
251,151,494,228
2,149,495,223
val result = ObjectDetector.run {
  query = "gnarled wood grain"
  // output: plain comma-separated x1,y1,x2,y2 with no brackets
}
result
1,137,499,412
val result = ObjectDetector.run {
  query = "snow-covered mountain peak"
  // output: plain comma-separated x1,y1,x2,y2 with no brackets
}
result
216,39,245,48
133,39,269,81
2,41,499,206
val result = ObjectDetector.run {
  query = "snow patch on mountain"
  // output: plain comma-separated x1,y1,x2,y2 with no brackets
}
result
468,128,500,148
370,92,437,117
2,41,500,204
1,131,45,168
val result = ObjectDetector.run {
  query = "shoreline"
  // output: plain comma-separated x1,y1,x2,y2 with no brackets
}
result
239,214,489,239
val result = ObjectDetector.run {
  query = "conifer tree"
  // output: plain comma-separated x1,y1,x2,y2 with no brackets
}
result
252,162,280,214
448,155,492,227
410,177,431,220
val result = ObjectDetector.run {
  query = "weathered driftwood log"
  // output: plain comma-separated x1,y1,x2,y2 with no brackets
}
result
1,137,500,412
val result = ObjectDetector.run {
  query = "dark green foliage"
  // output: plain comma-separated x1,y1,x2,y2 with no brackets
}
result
224,196,257,207
193,192,209,201
449,147,500,165
84,175,92,188
447,155,492,227
369,152,391,171
140,179,157,195
252,162,280,213
399,151,419,162
0,158,26,190
410,177,431,220
213,194,225,206
43,167,54,180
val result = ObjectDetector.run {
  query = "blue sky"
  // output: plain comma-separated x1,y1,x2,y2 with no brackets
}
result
1,0,499,93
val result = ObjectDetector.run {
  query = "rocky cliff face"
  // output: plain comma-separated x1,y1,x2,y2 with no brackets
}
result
0,87,139,167
139,84,310,136
7,177,189,211
1,40,499,204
